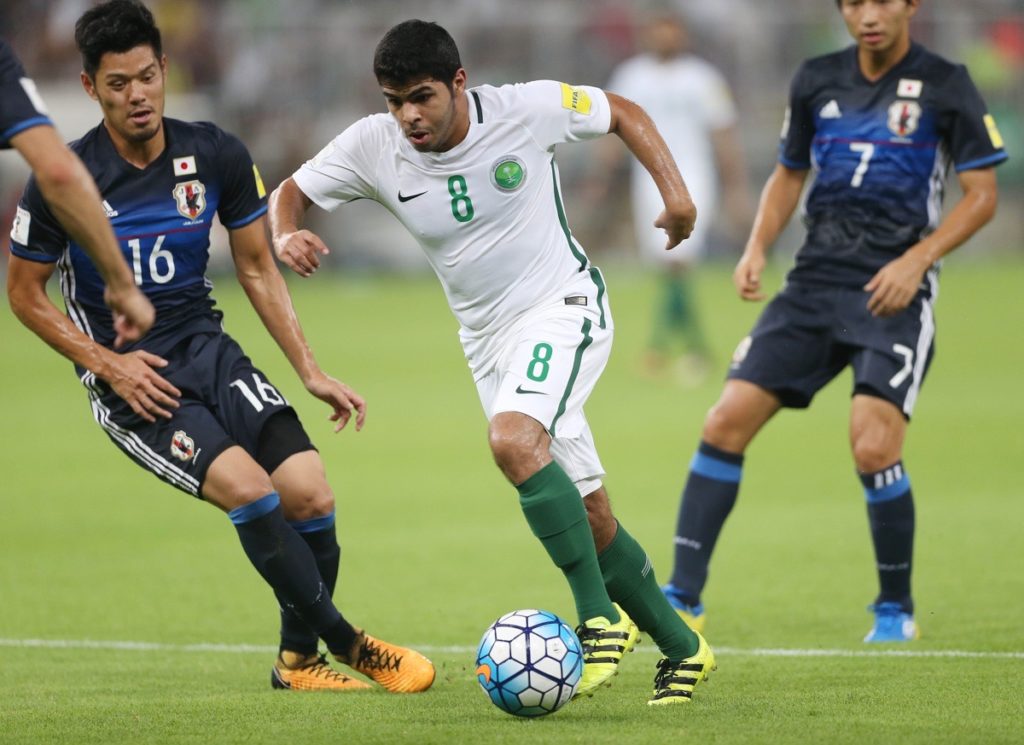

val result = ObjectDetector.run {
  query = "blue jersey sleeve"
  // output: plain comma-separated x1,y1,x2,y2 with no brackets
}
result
779,62,815,170
214,130,268,229
942,65,1009,172
0,39,53,148
9,175,66,263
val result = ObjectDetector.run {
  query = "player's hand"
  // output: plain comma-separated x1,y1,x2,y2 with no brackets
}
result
102,350,181,423
273,229,331,278
733,248,767,301
104,285,155,347
304,371,366,432
864,252,929,317
654,198,697,250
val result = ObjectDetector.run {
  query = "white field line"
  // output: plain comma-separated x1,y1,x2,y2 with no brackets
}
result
1,638,1022,660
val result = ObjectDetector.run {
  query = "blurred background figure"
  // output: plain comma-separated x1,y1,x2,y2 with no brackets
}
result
0,0,1019,280
606,10,752,385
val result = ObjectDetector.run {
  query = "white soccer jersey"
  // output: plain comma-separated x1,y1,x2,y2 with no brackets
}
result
293,80,613,376
608,54,736,258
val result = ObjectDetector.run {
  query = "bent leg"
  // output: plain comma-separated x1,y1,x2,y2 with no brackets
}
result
490,411,616,624
850,394,915,614
204,446,356,658
668,380,781,604
272,450,342,657
585,488,700,660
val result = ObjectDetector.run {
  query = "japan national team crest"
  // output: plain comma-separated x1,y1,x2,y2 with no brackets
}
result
730,335,752,369
887,100,921,138
173,179,207,220
170,430,195,462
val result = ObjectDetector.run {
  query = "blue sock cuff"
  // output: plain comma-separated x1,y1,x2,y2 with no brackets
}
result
289,511,336,533
228,492,281,525
859,463,911,503
690,441,743,483
698,441,745,465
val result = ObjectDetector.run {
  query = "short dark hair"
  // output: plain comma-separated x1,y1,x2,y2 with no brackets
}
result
373,20,462,89
75,0,163,79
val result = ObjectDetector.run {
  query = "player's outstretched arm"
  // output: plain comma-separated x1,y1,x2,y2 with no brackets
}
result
864,167,998,317
734,163,808,302
605,92,696,250
229,217,365,432
6,256,179,422
11,125,155,344
268,177,331,278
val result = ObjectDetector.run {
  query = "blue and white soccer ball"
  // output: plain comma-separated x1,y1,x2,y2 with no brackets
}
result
475,608,583,717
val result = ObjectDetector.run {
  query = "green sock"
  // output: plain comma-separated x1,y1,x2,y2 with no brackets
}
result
671,273,709,356
598,521,699,659
517,462,618,624
649,274,681,353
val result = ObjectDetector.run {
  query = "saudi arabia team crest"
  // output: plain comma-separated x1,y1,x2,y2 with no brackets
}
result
887,100,921,138
490,155,526,192
172,179,207,220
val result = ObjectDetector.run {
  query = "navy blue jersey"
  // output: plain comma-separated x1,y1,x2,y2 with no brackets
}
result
10,118,268,351
780,43,1007,290
0,38,53,147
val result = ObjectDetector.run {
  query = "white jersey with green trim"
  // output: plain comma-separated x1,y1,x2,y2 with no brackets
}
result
292,79,613,376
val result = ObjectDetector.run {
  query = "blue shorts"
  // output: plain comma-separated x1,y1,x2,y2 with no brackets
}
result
727,282,936,418
82,331,314,497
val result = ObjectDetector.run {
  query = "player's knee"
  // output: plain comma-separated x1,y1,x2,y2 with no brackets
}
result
702,401,747,451
282,486,335,522
489,428,523,473
851,434,899,474
488,416,544,475
228,479,277,511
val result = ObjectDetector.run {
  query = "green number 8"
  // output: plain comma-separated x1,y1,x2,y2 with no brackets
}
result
448,175,474,223
527,343,553,382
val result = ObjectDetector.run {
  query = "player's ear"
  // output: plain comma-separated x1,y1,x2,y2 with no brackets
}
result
905,0,920,17
452,68,467,96
81,71,98,100
159,54,169,79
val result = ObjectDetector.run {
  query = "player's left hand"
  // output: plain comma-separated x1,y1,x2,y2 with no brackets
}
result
864,252,930,317
104,285,155,347
654,198,697,250
305,372,367,432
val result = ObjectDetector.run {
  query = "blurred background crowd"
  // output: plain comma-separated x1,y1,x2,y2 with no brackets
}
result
1,0,1021,272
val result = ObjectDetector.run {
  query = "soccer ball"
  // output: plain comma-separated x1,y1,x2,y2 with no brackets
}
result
475,608,583,717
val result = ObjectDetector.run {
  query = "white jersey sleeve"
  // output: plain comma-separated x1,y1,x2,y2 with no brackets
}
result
292,114,390,211
512,80,612,151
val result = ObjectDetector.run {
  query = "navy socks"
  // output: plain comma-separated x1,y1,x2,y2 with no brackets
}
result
860,463,915,613
230,494,356,656
669,441,743,604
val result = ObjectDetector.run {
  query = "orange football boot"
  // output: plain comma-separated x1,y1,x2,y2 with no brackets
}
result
341,632,435,693
271,653,372,692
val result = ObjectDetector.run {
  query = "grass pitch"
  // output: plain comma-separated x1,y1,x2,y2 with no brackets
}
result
1,261,1022,744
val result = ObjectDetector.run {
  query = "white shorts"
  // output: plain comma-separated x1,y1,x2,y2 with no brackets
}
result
474,300,611,497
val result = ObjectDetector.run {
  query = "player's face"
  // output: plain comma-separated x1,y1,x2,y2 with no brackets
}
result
82,45,167,147
840,0,919,53
645,18,688,60
380,69,469,153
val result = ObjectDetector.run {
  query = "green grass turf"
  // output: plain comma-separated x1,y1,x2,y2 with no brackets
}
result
1,261,1022,744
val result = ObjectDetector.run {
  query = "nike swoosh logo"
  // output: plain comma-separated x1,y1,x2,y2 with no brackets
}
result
398,190,428,203
515,385,547,395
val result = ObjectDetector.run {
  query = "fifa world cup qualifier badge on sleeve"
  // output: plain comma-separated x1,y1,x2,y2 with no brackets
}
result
490,155,527,192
